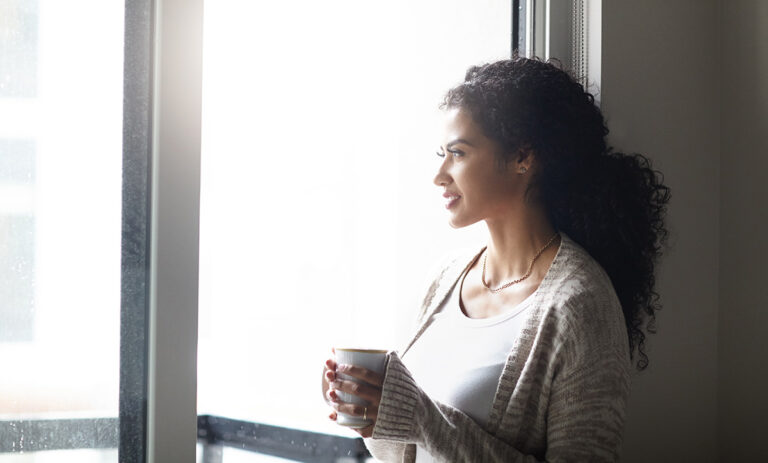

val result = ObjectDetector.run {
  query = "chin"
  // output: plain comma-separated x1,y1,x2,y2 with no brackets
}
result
447,215,477,229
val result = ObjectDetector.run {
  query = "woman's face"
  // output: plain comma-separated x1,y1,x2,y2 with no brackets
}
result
433,108,525,228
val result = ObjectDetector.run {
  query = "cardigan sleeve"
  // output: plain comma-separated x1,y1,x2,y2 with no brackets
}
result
369,349,629,462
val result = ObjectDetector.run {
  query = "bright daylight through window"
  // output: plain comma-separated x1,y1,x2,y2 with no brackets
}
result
0,0,124,461
198,0,511,442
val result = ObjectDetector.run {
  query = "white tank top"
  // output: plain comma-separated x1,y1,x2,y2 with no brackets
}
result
403,265,535,462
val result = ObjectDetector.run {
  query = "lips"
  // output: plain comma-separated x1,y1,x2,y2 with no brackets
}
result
443,191,461,209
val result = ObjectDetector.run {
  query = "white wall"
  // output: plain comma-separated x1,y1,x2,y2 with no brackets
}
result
600,1,721,461
718,1,768,461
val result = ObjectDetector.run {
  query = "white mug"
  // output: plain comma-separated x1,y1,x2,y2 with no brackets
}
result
334,348,388,428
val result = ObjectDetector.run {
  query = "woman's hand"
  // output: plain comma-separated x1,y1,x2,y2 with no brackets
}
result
323,351,385,438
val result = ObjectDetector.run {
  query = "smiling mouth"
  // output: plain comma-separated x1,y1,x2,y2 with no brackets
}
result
445,195,461,209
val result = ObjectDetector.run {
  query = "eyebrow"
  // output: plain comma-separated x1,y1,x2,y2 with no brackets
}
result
446,139,476,149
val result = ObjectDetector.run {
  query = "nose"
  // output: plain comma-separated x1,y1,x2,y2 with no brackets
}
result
433,156,451,187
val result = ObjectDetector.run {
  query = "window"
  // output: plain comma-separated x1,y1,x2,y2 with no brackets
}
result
0,1,596,461
0,0,125,460
516,0,595,92
0,139,35,342
0,0,37,98
197,0,510,456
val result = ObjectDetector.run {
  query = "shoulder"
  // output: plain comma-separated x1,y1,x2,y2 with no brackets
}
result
552,236,620,314
538,234,630,363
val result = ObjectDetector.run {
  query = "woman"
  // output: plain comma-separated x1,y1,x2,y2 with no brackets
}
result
322,57,670,462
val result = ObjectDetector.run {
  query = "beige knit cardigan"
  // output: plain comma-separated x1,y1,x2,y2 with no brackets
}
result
364,233,631,462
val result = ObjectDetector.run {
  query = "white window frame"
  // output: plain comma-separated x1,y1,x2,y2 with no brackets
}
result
146,0,203,461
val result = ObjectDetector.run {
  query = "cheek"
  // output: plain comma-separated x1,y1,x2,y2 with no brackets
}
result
483,175,517,204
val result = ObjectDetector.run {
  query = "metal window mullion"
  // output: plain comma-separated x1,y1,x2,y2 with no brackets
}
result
147,0,204,462
120,0,154,460
512,0,518,55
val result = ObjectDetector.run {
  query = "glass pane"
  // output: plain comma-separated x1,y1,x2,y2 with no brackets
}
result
0,0,38,98
0,0,124,459
198,0,509,444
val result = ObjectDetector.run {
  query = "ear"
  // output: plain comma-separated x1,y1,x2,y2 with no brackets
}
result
513,146,535,174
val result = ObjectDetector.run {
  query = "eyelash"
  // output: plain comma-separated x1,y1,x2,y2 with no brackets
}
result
436,150,464,158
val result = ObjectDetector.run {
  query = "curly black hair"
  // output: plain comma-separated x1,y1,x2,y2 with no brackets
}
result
441,57,671,371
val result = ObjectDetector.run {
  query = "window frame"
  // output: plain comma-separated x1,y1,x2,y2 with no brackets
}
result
142,0,204,461
119,0,153,461
518,0,598,95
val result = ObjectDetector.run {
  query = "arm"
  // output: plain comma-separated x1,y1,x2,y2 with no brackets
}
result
371,349,630,462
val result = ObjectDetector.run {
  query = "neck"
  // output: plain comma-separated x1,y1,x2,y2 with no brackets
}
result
483,203,558,284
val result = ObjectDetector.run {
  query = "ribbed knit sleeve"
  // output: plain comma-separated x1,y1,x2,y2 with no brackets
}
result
370,352,420,441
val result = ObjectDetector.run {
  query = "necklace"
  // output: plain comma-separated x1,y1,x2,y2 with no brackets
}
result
481,232,560,293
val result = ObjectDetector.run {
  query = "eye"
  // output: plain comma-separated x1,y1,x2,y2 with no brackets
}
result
436,149,464,158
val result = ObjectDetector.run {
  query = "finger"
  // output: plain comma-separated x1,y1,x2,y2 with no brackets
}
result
326,388,339,403
337,364,384,388
321,365,333,403
328,410,337,421
324,368,336,383
330,401,378,422
329,379,380,404
325,358,338,372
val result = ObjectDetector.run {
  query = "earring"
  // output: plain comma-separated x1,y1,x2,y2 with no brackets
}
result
519,167,527,174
